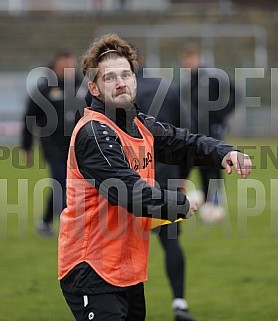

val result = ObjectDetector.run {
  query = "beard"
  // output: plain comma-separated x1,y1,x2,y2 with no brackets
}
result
98,90,137,121
96,82,134,106
105,99,135,111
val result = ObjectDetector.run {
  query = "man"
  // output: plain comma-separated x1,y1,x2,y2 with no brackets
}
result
58,33,252,321
136,65,196,321
180,43,236,220
22,50,87,236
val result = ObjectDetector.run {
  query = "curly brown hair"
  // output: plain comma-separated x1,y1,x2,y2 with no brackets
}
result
81,33,138,81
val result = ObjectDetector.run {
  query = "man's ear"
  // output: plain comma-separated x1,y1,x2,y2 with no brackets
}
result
88,81,100,97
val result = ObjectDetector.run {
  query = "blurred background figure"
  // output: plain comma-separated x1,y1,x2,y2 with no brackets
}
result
136,62,197,321
179,42,236,222
119,0,127,10
21,50,87,237
92,0,104,11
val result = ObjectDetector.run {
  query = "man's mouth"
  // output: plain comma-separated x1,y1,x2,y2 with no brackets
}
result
116,90,127,97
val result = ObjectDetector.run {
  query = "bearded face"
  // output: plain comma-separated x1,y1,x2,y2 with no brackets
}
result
88,57,137,110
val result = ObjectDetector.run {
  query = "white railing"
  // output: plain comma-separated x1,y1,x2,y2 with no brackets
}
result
0,0,170,13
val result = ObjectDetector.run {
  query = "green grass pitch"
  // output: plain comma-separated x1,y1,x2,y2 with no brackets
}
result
0,137,277,321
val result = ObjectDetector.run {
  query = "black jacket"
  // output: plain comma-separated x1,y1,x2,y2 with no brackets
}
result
60,96,236,294
22,74,87,161
136,67,188,189
75,96,236,222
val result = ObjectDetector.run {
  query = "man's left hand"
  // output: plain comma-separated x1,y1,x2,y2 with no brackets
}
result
221,151,252,179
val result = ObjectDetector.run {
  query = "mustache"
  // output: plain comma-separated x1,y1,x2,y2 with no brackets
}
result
116,88,128,96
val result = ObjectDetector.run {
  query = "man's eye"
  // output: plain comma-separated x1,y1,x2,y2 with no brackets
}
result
122,72,131,78
104,75,116,82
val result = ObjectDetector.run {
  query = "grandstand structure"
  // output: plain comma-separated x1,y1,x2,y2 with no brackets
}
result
0,0,277,140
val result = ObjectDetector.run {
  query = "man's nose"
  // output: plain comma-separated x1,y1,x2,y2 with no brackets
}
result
116,75,126,87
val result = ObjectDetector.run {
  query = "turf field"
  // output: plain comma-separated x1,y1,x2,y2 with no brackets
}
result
0,138,277,321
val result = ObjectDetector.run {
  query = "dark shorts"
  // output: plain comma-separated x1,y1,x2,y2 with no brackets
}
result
62,282,146,321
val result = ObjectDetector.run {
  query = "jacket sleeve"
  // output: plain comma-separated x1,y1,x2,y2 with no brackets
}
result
21,96,39,151
75,120,190,221
21,82,48,151
139,113,237,168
